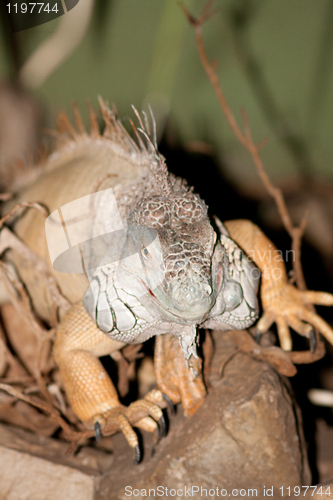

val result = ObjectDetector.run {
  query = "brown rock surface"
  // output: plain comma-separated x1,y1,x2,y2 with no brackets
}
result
0,446,95,500
0,423,114,499
98,331,311,499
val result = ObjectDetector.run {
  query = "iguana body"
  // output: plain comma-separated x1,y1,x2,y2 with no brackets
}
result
2,102,333,459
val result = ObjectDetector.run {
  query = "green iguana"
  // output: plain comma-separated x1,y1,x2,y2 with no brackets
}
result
1,101,333,463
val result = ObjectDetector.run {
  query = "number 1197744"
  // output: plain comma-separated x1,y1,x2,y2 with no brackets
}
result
6,3,59,14
280,486,332,496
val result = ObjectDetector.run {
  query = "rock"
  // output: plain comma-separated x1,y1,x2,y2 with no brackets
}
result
98,331,311,499
0,445,95,500
314,418,333,482
0,423,114,500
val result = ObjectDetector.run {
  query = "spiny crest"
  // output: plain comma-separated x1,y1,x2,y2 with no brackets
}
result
55,98,172,197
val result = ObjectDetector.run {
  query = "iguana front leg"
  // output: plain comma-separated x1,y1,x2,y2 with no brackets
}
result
224,219,333,351
53,301,165,460
154,334,206,416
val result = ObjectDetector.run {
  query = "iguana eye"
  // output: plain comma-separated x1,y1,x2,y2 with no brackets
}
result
141,247,150,259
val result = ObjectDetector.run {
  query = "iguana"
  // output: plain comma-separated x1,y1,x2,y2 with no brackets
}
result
1,100,333,463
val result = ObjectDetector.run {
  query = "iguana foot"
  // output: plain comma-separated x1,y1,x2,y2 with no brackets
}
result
154,334,206,416
85,390,166,463
92,407,143,464
257,285,333,351
224,219,333,352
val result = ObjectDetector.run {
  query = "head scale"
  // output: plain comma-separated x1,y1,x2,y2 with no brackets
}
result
126,189,219,323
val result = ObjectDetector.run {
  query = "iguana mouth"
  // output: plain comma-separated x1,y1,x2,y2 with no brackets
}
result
139,278,213,323
171,278,212,306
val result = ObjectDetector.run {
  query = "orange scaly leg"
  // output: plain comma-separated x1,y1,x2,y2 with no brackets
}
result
154,333,206,416
53,302,165,460
224,219,333,351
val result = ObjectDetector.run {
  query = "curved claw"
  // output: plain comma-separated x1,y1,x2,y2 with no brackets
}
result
94,421,102,442
255,330,261,345
310,330,316,354
133,444,141,465
162,393,175,415
158,414,166,439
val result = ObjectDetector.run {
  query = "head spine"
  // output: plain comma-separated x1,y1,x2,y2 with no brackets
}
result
55,98,172,197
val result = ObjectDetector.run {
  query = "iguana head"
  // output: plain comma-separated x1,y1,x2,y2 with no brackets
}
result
122,191,222,324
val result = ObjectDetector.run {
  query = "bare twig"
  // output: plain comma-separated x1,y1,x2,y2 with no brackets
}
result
183,1,325,362
0,227,70,316
0,224,71,420
0,202,48,230
182,1,308,290
0,382,90,443
0,262,54,405
111,344,144,397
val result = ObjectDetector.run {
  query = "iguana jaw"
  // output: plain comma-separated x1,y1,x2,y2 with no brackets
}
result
138,241,224,324
140,278,215,324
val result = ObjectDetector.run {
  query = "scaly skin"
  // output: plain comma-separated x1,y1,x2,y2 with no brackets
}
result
225,219,333,351
154,333,206,416
1,103,333,457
